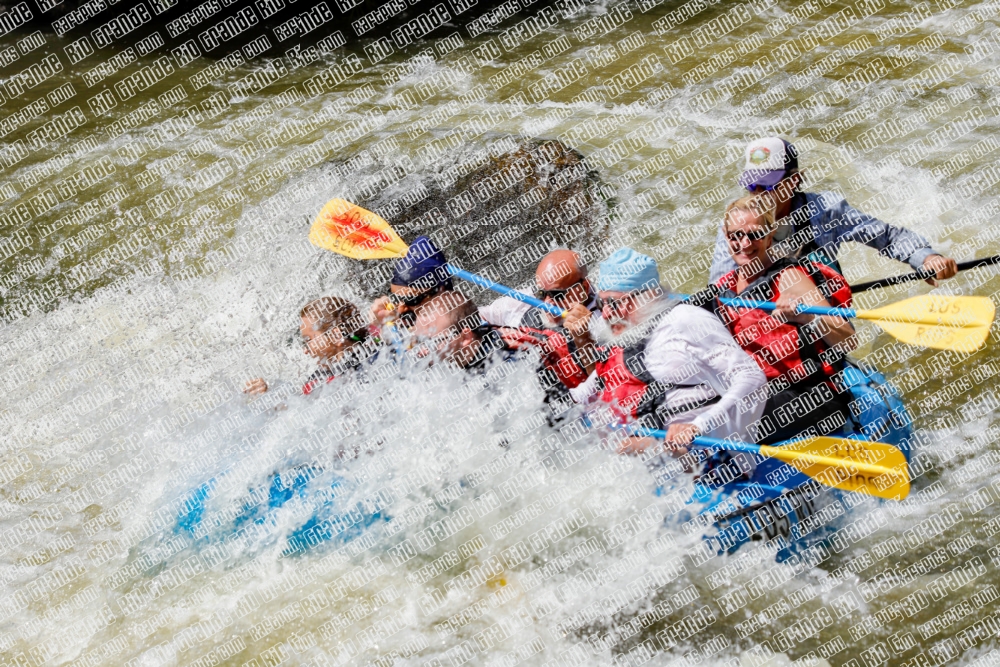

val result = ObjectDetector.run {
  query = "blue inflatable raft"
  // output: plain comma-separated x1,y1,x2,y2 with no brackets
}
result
175,364,911,562
684,362,913,561
175,463,387,558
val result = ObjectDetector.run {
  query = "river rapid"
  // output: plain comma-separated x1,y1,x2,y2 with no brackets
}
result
3,0,1000,665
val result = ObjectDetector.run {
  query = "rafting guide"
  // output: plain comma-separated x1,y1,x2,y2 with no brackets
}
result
709,137,960,286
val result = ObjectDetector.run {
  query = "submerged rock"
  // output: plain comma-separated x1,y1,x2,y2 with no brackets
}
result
330,136,614,298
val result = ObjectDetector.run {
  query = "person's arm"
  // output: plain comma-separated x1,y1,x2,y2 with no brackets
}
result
773,269,855,351
244,378,268,394
822,193,957,283
479,294,533,328
708,225,739,285
644,307,767,445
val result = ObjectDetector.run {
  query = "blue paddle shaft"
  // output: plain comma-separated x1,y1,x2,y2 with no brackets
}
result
447,265,564,317
630,427,762,454
678,293,857,319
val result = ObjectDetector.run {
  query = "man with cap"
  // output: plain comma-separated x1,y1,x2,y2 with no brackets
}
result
565,248,767,453
370,235,454,329
707,137,958,285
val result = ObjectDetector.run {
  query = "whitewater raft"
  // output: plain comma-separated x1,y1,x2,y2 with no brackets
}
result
174,363,912,561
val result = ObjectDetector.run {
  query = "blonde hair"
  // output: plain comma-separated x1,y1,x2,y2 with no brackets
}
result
723,194,777,233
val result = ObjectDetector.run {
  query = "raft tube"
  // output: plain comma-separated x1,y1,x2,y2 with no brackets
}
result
174,463,387,558
685,362,913,561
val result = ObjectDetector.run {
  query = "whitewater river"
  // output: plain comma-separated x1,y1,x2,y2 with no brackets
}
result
3,0,1000,665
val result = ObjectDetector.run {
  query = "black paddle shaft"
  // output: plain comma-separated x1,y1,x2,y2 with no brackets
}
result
850,255,1000,293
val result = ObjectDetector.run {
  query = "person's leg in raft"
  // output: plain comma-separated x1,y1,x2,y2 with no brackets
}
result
759,383,853,444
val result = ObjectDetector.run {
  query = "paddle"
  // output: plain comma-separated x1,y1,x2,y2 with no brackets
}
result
309,198,565,317
631,428,910,500
851,254,1000,293
678,292,995,353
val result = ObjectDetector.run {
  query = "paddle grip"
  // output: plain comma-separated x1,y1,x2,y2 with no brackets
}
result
446,265,565,317
851,254,1000,293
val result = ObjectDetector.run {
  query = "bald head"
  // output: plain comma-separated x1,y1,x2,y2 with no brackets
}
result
536,249,586,291
533,249,595,314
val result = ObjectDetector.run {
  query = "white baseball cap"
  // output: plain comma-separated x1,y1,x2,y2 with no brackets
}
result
739,137,798,190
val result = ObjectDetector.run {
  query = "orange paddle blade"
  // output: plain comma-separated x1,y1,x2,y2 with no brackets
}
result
308,199,410,259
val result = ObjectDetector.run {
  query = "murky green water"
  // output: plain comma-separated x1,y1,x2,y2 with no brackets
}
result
3,1,1000,665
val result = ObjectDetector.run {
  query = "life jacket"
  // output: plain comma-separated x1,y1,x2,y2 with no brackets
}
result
593,335,719,431
714,258,852,387
498,325,589,390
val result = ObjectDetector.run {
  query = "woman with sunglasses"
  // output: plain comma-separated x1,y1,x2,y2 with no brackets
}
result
713,194,857,442
707,137,957,286
565,248,767,453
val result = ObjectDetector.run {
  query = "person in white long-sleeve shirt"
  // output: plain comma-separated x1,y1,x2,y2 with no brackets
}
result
564,248,767,456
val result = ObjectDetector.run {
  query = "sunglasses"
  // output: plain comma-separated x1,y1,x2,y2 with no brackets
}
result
392,293,430,308
726,228,771,244
746,171,794,193
536,280,584,301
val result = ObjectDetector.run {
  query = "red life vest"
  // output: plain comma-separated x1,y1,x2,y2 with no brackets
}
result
594,335,718,430
714,259,852,385
498,325,589,389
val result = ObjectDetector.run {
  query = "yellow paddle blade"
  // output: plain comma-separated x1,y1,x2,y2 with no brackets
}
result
308,198,410,260
874,320,991,353
760,436,910,500
858,295,996,328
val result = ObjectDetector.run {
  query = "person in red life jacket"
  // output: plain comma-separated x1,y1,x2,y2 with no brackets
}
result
481,249,600,419
370,235,454,330
243,296,379,396
714,194,858,442
413,291,516,371
565,248,767,456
